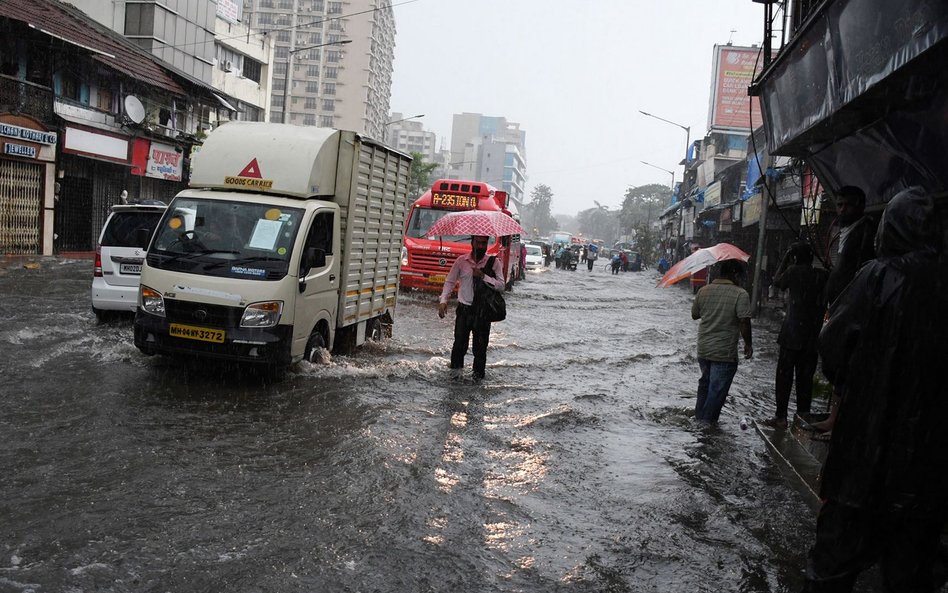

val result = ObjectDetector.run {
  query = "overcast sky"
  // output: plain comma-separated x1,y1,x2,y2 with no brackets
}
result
388,0,765,216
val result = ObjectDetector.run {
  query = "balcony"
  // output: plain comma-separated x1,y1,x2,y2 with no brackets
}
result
0,75,54,122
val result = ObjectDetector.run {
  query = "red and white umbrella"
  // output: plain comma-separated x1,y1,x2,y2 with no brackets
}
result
656,242,751,288
426,210,523,237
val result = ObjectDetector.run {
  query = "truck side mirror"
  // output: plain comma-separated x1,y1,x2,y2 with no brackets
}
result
136,228,151,249
300,247,327,276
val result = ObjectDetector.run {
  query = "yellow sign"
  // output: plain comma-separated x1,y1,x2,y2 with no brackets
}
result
224,176,274,189
169,323,225,343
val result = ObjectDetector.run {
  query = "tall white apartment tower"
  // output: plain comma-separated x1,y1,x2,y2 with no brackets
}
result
244,0,395,138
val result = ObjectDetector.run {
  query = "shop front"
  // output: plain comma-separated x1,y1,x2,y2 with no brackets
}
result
0,114,56,255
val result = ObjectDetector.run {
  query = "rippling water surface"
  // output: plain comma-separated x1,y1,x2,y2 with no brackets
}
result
0,260,816,592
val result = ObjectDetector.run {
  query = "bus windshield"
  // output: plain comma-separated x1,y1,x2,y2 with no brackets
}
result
149,197,305,280
405,207,496,245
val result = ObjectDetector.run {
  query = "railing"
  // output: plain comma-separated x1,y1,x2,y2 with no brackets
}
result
0,75,54,122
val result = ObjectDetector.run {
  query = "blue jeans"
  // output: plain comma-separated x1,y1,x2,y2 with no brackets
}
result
695,358,738,422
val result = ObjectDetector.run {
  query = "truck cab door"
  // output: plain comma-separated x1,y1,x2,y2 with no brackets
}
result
294,209,339,353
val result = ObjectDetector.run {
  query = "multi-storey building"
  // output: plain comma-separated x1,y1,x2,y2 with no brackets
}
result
448,113,528,209
245,0,395,138
385,112,435,160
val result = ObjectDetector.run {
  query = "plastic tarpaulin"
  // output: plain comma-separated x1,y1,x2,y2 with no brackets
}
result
752,0,948,204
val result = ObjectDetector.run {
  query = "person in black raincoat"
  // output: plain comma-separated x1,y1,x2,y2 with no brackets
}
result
804,187,948,592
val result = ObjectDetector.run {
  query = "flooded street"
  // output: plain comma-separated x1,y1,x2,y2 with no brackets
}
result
1,259,815,592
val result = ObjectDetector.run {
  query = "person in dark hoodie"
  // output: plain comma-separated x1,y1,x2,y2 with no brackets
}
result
804,187,948,592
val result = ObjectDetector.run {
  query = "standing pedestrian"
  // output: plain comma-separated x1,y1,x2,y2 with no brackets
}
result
691,259,753,424
610,252,621,274
763,243,828,428
811,186,877,435
438,235,505,382
804,187,948,592
586,243,598,271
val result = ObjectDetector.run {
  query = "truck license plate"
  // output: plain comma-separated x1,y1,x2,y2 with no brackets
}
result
169,323,225,343
120,263,142,275
428,274,446,284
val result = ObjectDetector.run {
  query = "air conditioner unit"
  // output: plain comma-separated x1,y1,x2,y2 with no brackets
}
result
223,60,234,72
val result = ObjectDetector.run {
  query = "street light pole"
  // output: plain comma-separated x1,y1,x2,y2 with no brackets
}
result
282,39,352,124
640,161,675,191
639,110,691,163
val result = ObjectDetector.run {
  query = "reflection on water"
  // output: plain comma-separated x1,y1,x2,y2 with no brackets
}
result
1,260,814,592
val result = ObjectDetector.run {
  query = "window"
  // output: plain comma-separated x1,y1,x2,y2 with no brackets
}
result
304,114,316,126
276,30,291,43
322,98,334,111
319,115,334,127
304,211,334,259
329,19,343,31
243,58,262,83
328,2,342,14
310,33,322,45
305,97,317,109
327,34,342,44
306,81,319,93
307,65,320,77
307,49,320,61
273,62,286,76
260,0,273,6
322,82,335,95
324,66,337,79
257,12,273,25
275,46,288,59
312,0,324,11
326,51,340,63
279,0,293,8
124,3,155,36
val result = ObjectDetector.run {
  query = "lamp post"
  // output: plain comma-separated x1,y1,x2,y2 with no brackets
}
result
385,113,425,127
640,160,675,190
282,39,352,124
638,110,691,163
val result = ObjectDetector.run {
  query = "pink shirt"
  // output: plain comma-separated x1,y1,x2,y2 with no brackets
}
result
439,253,505,305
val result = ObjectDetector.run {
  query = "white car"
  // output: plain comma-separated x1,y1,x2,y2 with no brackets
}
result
91,202,166,320
524,243,544,270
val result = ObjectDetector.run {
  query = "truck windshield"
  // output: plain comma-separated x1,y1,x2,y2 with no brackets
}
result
149,197,305,281
405,207,496,245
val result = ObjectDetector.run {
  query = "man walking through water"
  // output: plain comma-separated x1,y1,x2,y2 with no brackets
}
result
804,187,948,592
438,235,505,382
691,259,753,424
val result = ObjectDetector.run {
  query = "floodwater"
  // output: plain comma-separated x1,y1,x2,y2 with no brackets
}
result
0,259,817,592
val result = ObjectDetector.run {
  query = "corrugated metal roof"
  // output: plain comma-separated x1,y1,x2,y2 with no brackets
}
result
0,0,186,96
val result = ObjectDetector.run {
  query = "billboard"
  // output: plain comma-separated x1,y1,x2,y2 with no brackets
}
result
708,45,763,132
216,0,242,23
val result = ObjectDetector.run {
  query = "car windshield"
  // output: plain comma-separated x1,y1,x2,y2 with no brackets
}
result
101,211,163,247
149,197,305,281
405,207,496,245
526,245,542,256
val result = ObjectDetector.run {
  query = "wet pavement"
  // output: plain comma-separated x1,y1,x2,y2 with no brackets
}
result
1,259,822,592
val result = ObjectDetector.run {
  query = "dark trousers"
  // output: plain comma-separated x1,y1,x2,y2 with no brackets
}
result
775,345,818,419
804,499,948,592
587,258,595,271
450,303,490,377
695,358,738,422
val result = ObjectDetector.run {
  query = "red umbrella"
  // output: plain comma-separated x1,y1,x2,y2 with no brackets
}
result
426,210,523,237
656,242,750,288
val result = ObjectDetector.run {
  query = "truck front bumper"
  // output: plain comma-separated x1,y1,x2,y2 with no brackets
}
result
134,311,294,366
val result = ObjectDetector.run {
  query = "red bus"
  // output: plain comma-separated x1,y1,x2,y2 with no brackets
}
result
400,179,521,293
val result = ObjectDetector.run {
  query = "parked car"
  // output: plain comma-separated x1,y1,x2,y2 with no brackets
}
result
91,201,166,320
524,243,544,270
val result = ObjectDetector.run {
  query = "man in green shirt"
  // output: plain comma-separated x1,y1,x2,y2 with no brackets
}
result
691,259,753,423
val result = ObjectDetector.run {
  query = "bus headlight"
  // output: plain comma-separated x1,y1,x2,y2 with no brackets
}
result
401,246,408,267
140,285,165,317
241,301,283,328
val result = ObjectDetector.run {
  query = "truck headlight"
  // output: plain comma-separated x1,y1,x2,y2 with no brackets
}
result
400,246,408,267
140,285,165,317
241,301,283,328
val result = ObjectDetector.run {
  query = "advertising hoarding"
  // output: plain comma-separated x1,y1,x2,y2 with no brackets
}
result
216,0,242,23
708,45,764,132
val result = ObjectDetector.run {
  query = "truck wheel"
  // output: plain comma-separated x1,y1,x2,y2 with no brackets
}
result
366,318,382,341
304,331,327,363
93,307,108,323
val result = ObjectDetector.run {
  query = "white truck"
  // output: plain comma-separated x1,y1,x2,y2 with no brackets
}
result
133,123,412,368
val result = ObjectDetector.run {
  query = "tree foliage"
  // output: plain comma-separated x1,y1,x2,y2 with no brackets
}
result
408,152,439,199
521,184,559,238
619,184,671,237
576,206,617,243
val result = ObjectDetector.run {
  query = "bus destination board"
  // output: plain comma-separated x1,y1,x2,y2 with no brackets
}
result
432,192,478,210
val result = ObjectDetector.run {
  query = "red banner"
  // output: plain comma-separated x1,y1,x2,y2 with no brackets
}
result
709,46,763,132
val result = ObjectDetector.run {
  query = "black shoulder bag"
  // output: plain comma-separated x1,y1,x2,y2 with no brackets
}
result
474,256,507,323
